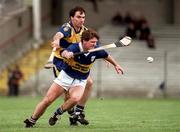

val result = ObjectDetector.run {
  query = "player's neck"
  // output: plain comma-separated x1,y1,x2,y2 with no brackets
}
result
73,25,81,33
81,43,88,51
71,22,81,33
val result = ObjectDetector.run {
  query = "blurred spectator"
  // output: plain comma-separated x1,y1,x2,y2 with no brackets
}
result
125,22,137,39
111,12,123,25
122,12,155,49
124,12,134,25
139,22,155,49
8,65,23,96
135,15,147,31
7,67,13,96
139,22,151,40
159,81,167,98
146,34,155,49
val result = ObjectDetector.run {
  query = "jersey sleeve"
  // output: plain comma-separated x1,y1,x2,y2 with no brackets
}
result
66,43,80,53
95,50,109,59
94,41,108,58
58,23,71,37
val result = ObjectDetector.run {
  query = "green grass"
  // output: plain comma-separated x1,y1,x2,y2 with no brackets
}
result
0,96,180,132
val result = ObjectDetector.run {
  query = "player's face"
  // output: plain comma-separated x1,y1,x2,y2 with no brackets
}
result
71,11,85,28
83,37,98,50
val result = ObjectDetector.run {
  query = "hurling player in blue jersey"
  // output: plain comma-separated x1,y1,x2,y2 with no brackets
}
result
24,29,124,128
50,6,94,125
48,29,124,126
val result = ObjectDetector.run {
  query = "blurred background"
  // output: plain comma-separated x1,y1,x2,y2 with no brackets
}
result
0,0,180,98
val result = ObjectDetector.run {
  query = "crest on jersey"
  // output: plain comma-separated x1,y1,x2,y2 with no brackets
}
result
63,26,69,32
91,56,96,62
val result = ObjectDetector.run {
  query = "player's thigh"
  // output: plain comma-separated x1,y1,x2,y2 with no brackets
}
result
69,86,85,102
86,75,93,87
45,82,64,102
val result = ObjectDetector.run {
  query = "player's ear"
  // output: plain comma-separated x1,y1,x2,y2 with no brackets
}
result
82,40,85,44
70,16,73,21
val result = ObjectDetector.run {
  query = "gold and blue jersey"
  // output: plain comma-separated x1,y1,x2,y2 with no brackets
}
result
54,22,87,58
53,22,87,71
61,43,108,80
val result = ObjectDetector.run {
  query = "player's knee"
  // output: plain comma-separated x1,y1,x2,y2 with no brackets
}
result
70,96,81,104
86,78,93,88
43,96,53,106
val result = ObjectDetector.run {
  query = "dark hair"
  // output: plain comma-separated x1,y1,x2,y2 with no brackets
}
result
69,6,86,17
81,29,99,42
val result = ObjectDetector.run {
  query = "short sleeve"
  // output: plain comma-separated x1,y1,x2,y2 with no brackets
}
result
58,23,71,37
95,50,109,59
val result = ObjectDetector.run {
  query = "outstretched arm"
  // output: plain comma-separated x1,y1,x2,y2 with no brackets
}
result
104,55,124,74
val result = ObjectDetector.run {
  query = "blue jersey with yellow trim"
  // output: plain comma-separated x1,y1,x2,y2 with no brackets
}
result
61,43,109,80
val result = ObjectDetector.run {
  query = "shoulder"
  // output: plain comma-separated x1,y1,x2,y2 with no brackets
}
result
58,22,72,37
62,23,72,28
79,25,88,35
70,43,79,48
81,26,88,32
67,43,80,52
93,49,109,58
61,23,72,32
83,25,88,30
67,42,79,48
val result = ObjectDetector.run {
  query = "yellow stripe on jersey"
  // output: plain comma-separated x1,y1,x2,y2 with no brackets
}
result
63,58,93,73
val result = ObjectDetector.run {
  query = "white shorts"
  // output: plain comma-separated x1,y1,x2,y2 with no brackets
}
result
54,70,87,91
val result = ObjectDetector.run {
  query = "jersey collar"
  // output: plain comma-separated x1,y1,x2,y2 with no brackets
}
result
79,42,84,52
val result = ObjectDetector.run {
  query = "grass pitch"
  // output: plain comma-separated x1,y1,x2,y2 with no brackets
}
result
0,96,180,132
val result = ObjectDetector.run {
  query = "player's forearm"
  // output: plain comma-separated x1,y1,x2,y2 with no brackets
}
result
53,32,63,40
61,50,74,59
105,55,119,67
105,55,124,74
